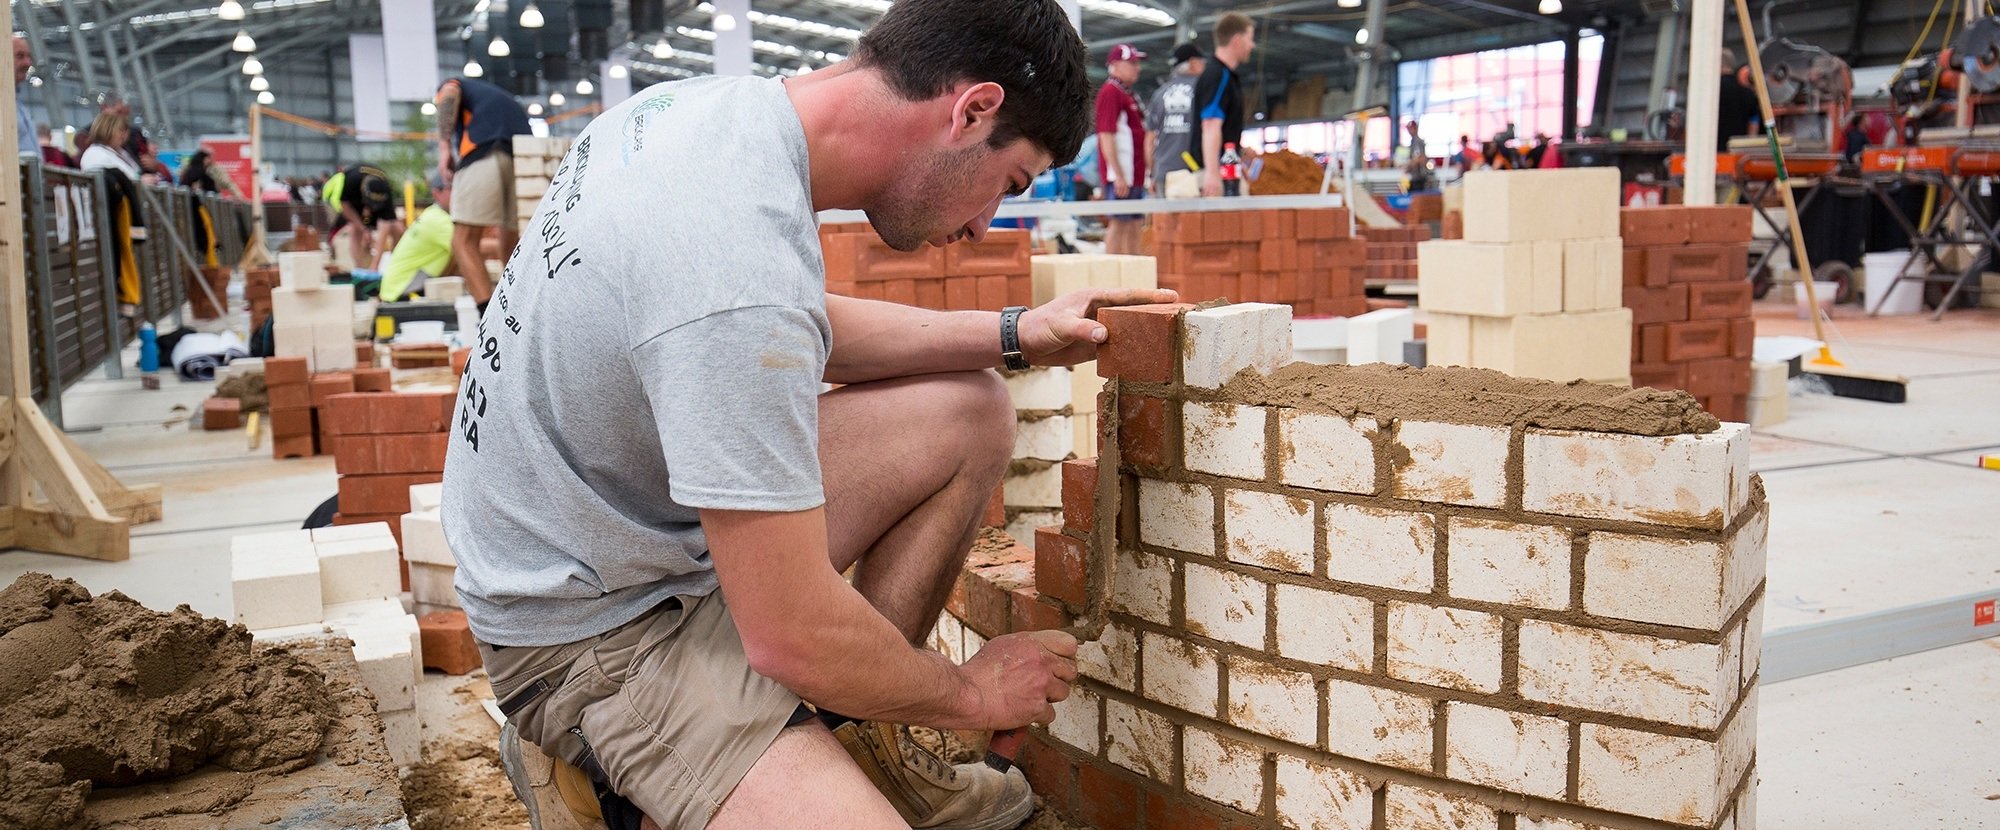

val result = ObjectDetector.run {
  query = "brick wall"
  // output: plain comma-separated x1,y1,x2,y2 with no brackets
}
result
324,390,455,572
1621,207,1756,422
1363,225,1429,286
820,223,1034,309
948,301,1765,830
1152,208,1370,317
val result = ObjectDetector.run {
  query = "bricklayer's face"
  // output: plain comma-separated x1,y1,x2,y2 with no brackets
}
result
868,138,1049,252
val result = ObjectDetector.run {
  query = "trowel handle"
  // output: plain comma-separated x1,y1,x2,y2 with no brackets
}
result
984,727,1027,772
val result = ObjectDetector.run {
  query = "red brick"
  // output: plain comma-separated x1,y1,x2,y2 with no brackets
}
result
962,565,1021,640
1649,243,1746,283
1260,210,1282,240
1622,248,1649,287
1257,240,1284,272
1664,320,1732,362
1145,789,1227,830
1626,285,1690,325
1687,281,1753,320
1637,323,1669,364
270,406,314,438
327,392,454,435
1097,304,1190,382
1173,243,1248,276
309,372,355,408
883,279,918,306
1686,356,1752,397
268,382,310,411
945,230,1031,276
946,577,970,620
1631,362,1687,392
1159,212,1201,244
1010,587,1072,632
1619,206,1690,247
1008,275,1031,307
1077,763,1141,830
976,275,1010,310
353,367,392,392
332,435,374,474
983,485,1006,528
1201,211,1239,244
916,278,947,310
1062,459,1098,533
418,610,482,675
1117,394,1168,469
450,347,470,375
1034,526,1087,607
945,276,979,310
1730,317,1756,358
1686,205,1754,243
822,232,945,282
1018,733,1075,814
272,434,315,459
1238,210,1264,241
373,433,450,474
202,397,241,430
355,340,375,366
1274,209,1298,240
827,280,858,298
337,472,442,515
256,356,307,386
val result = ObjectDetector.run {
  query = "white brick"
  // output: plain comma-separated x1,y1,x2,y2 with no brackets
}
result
1048,686,1100,754
1445,702,1569,799
274,324,313,362
1031,254,1096,305
1185,563,1266,648
1274,583,1373,671
1109,547,1173,625
279,250,330,289
409,482,445,512
311,522,394,544
1139,479,1214,554
349,624,417,712
933,612,965,663
1014,414,1073,462
314,342,357,372
1116,255,1159,290
1073,416,1099,459
381,707,420,767
232,528,316,556
1345,308,1415,365
1426,313,1473,367
1078,622,1138,691
232,547,323,630
1530,240,1565,314
1275,756,1373,830
1392,421,1509,508
1748,360,1788,398
1577,722,1733,825
1385,783,1501,830
1003,509,1061,548
1740,596,1764,686
1278,410,1377,495
1182,303,1292,389
1735,785,1758,830
1182,727,1264,813
1522,423,1751,530
1519,620,1735,729
1515,818,1601,830
1324,678,1433,771
401,511,455,567
1468,309,1634,383
1584,505,1767,629
1416,240,1536,317
1003,366,1073,411
1225,657,1317,745
1388,603,1503,693
1224,488,1314,574
1448,518,1571,610
1004,463,1062,508
1141,631,1219,718
409,561,461,609
1292,316,1348,351
1105,698,1176,780
315,536,402,606
1722,688,1758,798
1324,502,1435,592
1563,238,1624,312
324,599,423,685
1460,168,1621,242
1184,402,1267,480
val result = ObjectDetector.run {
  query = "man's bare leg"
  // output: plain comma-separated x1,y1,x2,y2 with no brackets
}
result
451,223,493,302
818,369,1014,643
705,722,909,830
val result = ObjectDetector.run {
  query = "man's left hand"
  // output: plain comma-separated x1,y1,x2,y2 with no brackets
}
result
1017,287,1180,367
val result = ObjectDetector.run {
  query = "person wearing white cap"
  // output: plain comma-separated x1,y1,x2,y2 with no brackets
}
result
1094,43,1148,254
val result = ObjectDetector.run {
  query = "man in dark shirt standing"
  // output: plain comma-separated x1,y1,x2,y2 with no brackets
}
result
434,77,532,304
1194,12,1255,197
1716,49,1761,152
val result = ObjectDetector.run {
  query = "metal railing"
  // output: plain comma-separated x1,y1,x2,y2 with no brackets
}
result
18,156,256,426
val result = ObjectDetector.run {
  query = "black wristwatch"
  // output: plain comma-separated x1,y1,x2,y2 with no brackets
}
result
1000,306,1030,371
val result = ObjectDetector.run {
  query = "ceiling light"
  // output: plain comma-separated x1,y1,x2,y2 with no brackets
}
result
1539,0,1562,12
217,0,245,21
713,11,738,32
650,40,672,59
249,75,269,91
1077,0,1175,26
1338,0,1362,7
464,59,484,77
527,102,544,116
421,101,437,115
474,0,490,12
257,90,275,104
575,78,594,94
242,55,263,74
488,37,510,57
232,30,256,52
607,63,628,79
519,2,544,28
548,91,566,106
1354,28,1369,44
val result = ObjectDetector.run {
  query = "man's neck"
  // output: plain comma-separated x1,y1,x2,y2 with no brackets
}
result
785,64,913,213
1219,52,1242,70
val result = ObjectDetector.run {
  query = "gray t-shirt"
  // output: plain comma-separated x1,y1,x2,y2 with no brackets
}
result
1145,69,1200,190
443,76,831,647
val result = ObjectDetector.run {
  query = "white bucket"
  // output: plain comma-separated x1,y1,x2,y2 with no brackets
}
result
1793,281,1837,320
400,320,447,343
1862,251,1927,315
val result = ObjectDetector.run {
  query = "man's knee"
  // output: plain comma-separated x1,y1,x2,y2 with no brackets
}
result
934,370,1014,470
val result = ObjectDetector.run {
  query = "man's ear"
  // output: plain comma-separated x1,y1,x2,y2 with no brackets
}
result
949,81,1007,146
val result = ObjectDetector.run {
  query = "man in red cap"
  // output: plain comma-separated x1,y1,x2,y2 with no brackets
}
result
1094,43,1147,254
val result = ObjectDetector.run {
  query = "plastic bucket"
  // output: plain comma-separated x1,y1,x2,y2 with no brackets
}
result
1862,251,1926,315
1793,281,1838,320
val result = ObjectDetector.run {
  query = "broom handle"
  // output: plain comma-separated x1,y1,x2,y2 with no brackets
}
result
1730,0,1829,345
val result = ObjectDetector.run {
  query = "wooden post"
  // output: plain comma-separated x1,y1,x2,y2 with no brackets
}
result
240,102,273,268
1684,0,1724,206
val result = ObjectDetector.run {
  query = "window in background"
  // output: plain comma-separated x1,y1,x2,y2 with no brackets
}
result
1394,34,1603,159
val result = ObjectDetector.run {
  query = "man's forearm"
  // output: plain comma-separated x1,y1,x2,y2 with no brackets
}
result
824,293,1003,384
1202,119,1223,172
1096,132,1126,186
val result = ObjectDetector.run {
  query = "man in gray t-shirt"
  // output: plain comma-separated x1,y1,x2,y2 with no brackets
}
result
1145,42,1206,193
442,2,1177,829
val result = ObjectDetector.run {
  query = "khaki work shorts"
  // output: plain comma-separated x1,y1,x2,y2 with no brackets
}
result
482,592,803,830
452,151,517,231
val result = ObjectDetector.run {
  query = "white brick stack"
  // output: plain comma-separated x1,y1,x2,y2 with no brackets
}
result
271,250,355,372
1030,253,1160,458
401,482,460,614
512,135,574,232
1421,168,1632,384
1001,365,1073,544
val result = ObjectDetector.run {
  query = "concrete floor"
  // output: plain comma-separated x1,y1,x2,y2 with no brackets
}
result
1,299,1995,827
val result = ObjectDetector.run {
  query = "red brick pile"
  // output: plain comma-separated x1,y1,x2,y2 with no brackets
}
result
1150,208,1369,316
820,224,1034,309
1620,206,1756,421
191,265,231,321
246,266,279,331
1362,224,1429,284
323,390,454,544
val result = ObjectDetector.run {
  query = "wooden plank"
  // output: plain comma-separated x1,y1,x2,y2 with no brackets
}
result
48,424,162,525
13,398,112,521
0,0,27,397
10,504,129,561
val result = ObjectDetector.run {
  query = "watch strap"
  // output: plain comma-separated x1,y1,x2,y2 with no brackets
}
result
1000,306,1030,371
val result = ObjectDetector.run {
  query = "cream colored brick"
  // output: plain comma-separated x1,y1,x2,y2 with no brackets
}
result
1185,402,1267,480
1139,479,1215,555
1032,254,1095,305
1324,502,1435,592
1460,168,1621,242
1530,240,1565,314
1519,619,1735,729
1275,756,1374,830
1185,562,1266,648
1117,255,1159,290
1014,414,1073,462
1182,303,1293,389
1346,308,1415,365
1105,698,1176,780
1004,464,1062,509
1183,727,1265,813
232,547,322,630
1388,603,1502,693
1740,595,1764,686
1048,685,1100,754
1109,548,1173,625
1448,518,1571,610
1078,622,1138,691
1577,721,1734,826
1385,782,1500,829
400,511,454,567
1427,312,1473,367
1224,488,1314,574
1584,504,1768,629
1142,631,1219,718
1522,423,1751,530
1563,237,1624,312
1324,677,1433,771
409,482,444,512
1445,702,1569,799
933,612,965,663
1416,240,1536,317
1278,410,1377,495
1468,309,1633,383
1515,817,1602,830
1274,583,1373,671
1070,362,1105,412
1225,657,1317,746
1393,420,1509,508
1748,360,1788,398
1004,366,1073,411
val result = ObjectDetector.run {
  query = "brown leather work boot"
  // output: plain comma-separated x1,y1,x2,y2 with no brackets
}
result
832,720,1034,830
499,720,609,830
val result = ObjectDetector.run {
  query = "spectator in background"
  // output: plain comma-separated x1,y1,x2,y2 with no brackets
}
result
1402,120,1431,190
79,111,146,309
1718,48,1760,151
1453,134,1475,170
324,164,405,270
1525,132,1551,168
14,36,35,156
37,124,74,168
1095,43,1147,254
1842,113,1869,165
1195,12,1256,197
1144,42,1204,195
180,149,242,197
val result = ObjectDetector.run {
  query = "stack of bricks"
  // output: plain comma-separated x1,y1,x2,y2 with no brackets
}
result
1362,225,1428,285
1030,254,1162,461
191,265,231,320
265,356,315,459
246,265,280,332
324,391,454,546
1150,208,1369,316
398,482,462,618
272,250,357,373
1421,169,1634,385
513,135,575,231
1000,367,1079,545
957,300,1764,830
1621,206,1757,422
819,224,1034,308
231,522,424,765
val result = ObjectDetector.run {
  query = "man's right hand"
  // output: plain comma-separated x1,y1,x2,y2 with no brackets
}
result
437,158,454,187
1201,169,1222,197
955,629,1079,730
1112,180,1130,199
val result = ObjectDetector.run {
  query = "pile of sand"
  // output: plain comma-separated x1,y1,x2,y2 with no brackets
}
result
1250,150,1327,195
0,573,336,830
